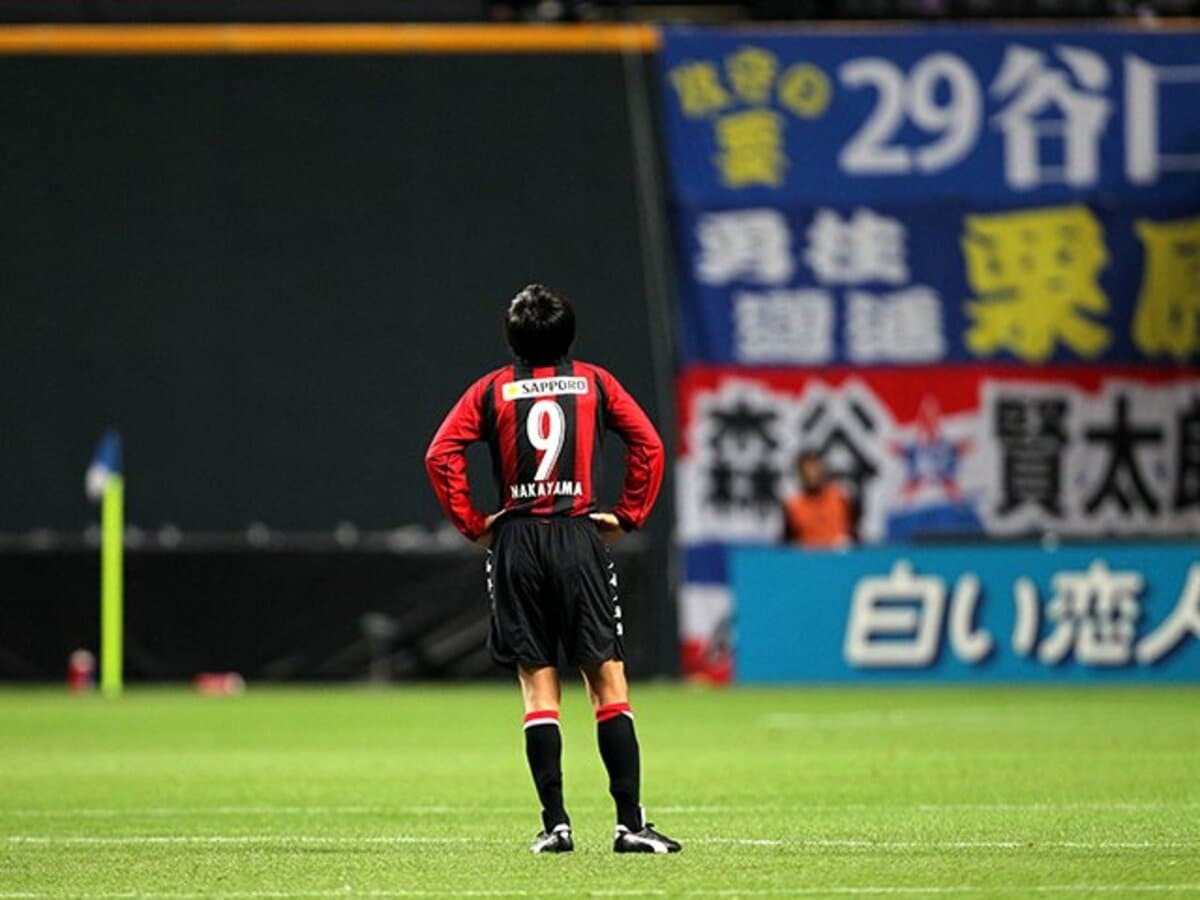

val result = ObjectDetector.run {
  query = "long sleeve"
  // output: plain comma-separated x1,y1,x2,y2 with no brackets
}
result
425,376,490,541
597,368,665,531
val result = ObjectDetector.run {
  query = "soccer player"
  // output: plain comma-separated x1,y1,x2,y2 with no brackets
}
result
425,284,681,855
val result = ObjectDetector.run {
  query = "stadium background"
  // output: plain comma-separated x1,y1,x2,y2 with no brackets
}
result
0,38,676,679
2,4,1198,687
1,6,1197,898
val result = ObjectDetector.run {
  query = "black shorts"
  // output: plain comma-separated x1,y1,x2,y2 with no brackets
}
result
486,516,623,669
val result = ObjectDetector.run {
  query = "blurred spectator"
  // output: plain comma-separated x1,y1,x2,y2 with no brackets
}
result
782,450,854,549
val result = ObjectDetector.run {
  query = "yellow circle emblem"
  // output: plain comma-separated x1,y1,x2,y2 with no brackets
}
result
778,63,831,118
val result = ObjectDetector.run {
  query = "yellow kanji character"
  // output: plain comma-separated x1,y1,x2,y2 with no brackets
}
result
1133,216,1200,360
669,61,732,118
962,204,1110,362
713,109,787,188
778,62,831,119
725,46,778,106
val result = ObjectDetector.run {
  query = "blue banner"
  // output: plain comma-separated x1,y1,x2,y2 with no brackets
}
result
731,543,1200,682
659,26,1200,366
660,26,1200,207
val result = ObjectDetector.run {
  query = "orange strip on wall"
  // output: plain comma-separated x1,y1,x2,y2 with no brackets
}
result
0,23,661,55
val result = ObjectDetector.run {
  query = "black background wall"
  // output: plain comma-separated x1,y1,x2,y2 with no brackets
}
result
0,52,676,677
0,543,657,680
2,53,665,531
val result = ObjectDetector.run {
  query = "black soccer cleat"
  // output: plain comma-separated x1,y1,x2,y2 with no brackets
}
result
613,823,682,854
530,823,574,854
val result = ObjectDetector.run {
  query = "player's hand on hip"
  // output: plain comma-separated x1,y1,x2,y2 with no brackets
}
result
589,512,624,544
475,512,502,548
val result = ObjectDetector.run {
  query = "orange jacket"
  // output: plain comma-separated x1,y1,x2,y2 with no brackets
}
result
782,483,852,549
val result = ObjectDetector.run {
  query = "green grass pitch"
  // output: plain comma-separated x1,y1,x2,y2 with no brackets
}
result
1,684,1197,898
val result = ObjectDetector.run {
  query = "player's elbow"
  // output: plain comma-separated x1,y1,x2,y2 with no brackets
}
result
642,432,665,465
423,441,446,479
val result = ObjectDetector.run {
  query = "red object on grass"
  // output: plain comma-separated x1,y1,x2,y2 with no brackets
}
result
193,672,246,695
67,649,96,693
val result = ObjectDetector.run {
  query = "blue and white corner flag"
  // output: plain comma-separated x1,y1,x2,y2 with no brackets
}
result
86,427,125,696
86,428,123,502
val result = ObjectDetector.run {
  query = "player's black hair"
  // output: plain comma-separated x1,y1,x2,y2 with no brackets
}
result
796,448,823,467
505,284,576,366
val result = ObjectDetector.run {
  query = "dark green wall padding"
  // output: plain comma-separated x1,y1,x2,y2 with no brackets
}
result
1,54,661,532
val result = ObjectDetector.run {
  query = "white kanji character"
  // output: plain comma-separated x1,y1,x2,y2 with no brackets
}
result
845,560,945,667
948,573,993,664
1037,561,1142,666
846,287,946,363
1125,56,1200,185
733,289,834,364
804,208,908,286
695,209,794,286
1136,564,1200,664
990,45,1111,189
1013,574,1040,657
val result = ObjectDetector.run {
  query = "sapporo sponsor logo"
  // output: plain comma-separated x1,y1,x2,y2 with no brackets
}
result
501,376,589,402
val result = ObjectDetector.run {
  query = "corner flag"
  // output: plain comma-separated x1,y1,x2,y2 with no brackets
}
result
86,429,123,697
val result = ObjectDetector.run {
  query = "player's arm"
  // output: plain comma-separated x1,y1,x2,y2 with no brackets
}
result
594,368,665,533
424,377,492,543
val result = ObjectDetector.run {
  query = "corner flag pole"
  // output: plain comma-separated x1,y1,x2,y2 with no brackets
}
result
101,473,124,697
87,428,124,697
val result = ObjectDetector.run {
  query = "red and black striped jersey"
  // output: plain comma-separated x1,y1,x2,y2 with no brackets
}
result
425,360,664,541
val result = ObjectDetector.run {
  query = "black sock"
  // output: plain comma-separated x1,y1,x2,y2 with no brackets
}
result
596,702,642,831
524,710,567,831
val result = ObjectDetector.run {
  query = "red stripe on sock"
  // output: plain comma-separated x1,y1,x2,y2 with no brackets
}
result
523,709,559,724
595,702,631,723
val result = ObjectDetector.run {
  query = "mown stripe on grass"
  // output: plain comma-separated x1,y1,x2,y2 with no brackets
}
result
5,801,1198,818
4,835,1197,851
2,883,1200,897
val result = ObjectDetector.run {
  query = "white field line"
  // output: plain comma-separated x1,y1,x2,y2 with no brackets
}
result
7,806,395,818
791,839,1200,850
761,706,1137,728
1,885,1200,898
4,836,504,846
697,839,1200,850
6,801,1199,818
763,711,1020,728
4,835,1198,851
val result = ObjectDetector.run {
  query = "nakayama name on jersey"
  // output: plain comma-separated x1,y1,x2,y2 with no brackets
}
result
510,480,584,500
502,376,589,402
